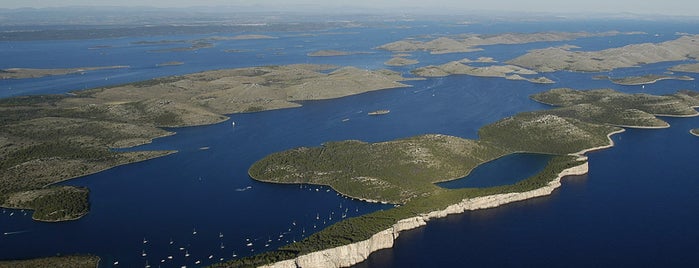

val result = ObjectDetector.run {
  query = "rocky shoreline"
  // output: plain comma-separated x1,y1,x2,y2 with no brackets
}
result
261,156,590,268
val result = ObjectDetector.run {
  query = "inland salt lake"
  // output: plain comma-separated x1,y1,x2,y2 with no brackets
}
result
1,20,698,267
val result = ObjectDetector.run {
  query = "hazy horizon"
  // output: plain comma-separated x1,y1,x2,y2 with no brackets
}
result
2,0,699,17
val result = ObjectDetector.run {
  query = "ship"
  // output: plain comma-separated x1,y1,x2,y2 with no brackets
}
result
367,109,390,115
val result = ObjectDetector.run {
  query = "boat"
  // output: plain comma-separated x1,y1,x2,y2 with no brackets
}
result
247,242,253,247
208,255,214,259
231,121,236,127
219,232,224,238
192,228,197,235
169,238,174,245
113,261,119,265
142,250,147,257
367,109,390,115
167,256,173,260
185,250,190,257
220,242,225,249
195,260,201,265
143,237,148,244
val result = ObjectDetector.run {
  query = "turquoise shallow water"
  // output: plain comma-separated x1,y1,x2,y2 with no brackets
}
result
0,20,698,267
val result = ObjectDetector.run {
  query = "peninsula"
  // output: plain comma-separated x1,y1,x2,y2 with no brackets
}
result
507,35,699,72
0,64,415,222
224,88,699,267
0,66,129,80
670,63,699,73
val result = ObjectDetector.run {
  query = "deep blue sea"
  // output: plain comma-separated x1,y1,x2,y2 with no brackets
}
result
0,19,698,267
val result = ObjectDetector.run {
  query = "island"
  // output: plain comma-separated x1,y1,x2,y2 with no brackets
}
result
384,57,419,66
307,50,370,57
0,255,99,268
413,61,554,84
692,129,699,137
217,34,276,40
156,61,184,67
0,66,129,80
0,64,416,222
592,74,695,85
149,41,214,52
219,88,699,267
507,35,699,72
376,31,640,54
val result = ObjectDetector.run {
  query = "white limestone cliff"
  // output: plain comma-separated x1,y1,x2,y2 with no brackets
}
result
262,157,589,268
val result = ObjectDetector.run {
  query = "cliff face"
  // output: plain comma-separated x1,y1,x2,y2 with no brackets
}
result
262,158,589,268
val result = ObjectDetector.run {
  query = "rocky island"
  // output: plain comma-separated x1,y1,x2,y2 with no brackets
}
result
0,64,415,222
307,50,370,57
0,66,129,80
413,61,554,84
384,57,419,66
507,35,699,72
692,129,699,137
223,88,699,267
376,31,640,54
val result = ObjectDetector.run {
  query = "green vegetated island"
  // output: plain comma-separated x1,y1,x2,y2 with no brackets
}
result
0,64,417,222
0,66,129,80
218,88,699,267
592,74,694,85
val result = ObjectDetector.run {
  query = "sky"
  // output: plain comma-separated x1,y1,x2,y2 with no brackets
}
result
1,0,698,16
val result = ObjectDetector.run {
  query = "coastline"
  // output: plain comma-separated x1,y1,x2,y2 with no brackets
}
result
261,155,590,268
0,150,177,222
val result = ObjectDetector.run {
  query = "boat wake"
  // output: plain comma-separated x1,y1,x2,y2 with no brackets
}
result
3,230,29,236
235,186,253,192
